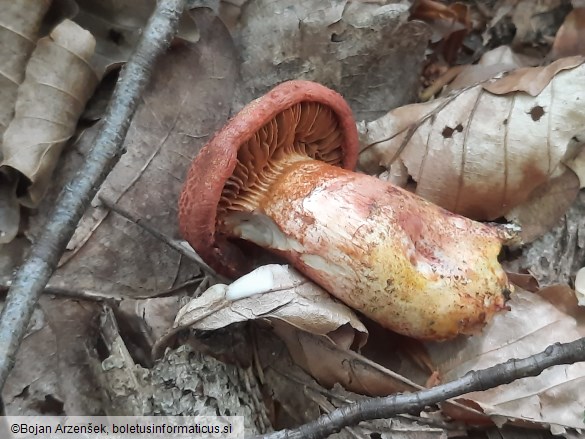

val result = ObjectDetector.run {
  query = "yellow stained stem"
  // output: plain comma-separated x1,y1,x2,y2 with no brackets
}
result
221,158,510,340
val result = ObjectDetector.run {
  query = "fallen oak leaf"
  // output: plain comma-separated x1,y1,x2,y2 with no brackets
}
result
1,19,99,207
359,56,585,221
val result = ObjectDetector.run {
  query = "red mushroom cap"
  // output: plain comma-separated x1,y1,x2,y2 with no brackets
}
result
178,80,359,278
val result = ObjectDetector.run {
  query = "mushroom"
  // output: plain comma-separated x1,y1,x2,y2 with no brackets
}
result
179,80,512,340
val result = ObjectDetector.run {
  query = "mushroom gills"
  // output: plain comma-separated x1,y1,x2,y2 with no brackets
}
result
218,102,344,215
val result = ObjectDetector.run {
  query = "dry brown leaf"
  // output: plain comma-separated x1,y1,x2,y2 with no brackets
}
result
551,8,585,60
447,46,540,92
24,9,236,298
359,57,585,221
505,271,540,293
409,0,471,63
73,0,199,74
173,264,368,347
118,295,184,352
516,190,585,288
507,0,569,51
0,0,51,137
565,140,585,187
0,171,19,244
273,323,416,396
504,165,580,243
1,19,99,207
425,287,585,432
2,296,102,415
483,55,584,96
235,0,429,120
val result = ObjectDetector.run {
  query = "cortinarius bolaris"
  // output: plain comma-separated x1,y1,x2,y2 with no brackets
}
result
179,80,512,340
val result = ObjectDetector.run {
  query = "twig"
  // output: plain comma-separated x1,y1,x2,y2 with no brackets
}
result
0,277,203,302
98,194,222,280
0,282,120,303
0,0,186,390
255,337,585,439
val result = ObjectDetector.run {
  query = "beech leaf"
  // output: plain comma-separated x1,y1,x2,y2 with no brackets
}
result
0,0,51,136
173,264,368,348
425,287,585,431
358,57,585,221
0,19,99,207
73,0,199,74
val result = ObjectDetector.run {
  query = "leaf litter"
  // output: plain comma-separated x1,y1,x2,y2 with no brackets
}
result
2,0,585,437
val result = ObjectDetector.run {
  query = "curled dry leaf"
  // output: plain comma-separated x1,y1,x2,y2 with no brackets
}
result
118,296,184,355
550,8,585,60
359,56,585,221
1,19,99,207
272,323,419,396
0,0,51,136
30,9,235,298
446,45,540,92
262,321,488,424
172,264,368,348
565,141,585,188
409,0,471,64
425,287,585,431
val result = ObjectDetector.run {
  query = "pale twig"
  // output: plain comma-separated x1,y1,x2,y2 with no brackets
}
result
256,337,585,439
0,0,186,389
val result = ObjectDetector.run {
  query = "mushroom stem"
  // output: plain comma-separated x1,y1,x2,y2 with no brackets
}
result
221,157,509,340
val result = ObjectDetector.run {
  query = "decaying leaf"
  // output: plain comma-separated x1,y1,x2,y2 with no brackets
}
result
446,45,540,93
551,8,585,60
575,267,585,306
504,164,580,243
516,190,585,288
504,270,539,293
234,0,430,120
359,56,585,221
172,264,368,347
2,296,102,415
1,19,99,207
0,171,19,244
489,0,570,52
425,287,585,431
73,0,199,74
260,319,490,425
409,0,471,64
118,295,185,356
0,0,51,137
26,9,235,298
565,140,585,188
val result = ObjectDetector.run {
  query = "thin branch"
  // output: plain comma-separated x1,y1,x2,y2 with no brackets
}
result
255,337,585,439
98,194,222,280
0,0,186,390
